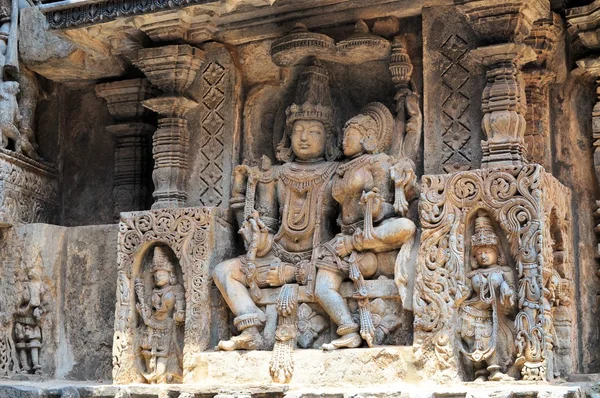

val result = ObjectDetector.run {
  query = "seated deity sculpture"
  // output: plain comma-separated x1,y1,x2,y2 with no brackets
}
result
134,246,185,384
314,102,417,350
213,62,342,351
459,211,516,382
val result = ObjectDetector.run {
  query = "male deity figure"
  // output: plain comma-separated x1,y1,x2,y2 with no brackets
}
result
213,62,342,351
14,255,44,375
459,211,516,382
314,102,417,350
135,246,185,384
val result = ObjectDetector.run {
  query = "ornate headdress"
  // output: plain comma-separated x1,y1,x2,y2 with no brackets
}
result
151,246,174,273
285,62,334,128
344,102,393,154
471,211,499,249
277,60,340,162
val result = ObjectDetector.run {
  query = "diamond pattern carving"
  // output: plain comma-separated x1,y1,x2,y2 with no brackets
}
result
199,62,226,207
439,34,474,172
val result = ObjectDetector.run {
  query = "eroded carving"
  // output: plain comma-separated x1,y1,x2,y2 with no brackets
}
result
14,254,45,376
134,246,185,383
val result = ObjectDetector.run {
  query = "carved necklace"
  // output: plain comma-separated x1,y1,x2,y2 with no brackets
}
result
336,154,370,177
280,162,338,193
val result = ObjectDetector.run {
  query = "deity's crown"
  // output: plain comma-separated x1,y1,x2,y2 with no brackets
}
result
151,246,174,273
285,62,334,128
471,211,499,248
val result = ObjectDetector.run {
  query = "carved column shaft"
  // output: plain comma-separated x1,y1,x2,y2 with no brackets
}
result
471,44,537,168
523,70,555,169
132,45,205,209
96,78,157,219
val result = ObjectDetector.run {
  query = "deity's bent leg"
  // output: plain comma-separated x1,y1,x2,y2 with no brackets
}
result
315,269,361,350
213,257,266,351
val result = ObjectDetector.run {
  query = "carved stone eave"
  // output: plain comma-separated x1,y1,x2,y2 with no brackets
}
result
566,0,600,51
455,0,551,45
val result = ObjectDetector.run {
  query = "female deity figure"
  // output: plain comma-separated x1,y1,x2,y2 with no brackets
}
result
134,246,185,384
213,62,342,351
314,102,417,350
459,211,516,382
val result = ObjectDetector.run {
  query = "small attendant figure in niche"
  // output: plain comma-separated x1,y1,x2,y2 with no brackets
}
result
135,246,185,384
460,211,517,382
14,255,44,375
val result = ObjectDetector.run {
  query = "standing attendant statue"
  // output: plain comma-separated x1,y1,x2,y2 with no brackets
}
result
459,211,516,382
135,246,185,384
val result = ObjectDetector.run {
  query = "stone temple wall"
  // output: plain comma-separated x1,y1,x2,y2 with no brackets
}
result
3,0,600,397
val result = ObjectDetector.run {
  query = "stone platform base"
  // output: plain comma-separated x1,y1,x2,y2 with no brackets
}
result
188,347,417,387
0,379,589,398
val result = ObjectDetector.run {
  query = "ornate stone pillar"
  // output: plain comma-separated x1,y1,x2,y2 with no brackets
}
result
456,0,549,168
131,45,205,209
470,44,536,168
522,14,562,170
95,78,158,219
567,2,600,262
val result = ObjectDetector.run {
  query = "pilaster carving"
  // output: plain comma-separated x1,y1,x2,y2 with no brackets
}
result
423,6,484,174
522,70,555,169
415,165,574,382
470,44,536,168
96,78,158,219
131,45,205,209
566,2,600,264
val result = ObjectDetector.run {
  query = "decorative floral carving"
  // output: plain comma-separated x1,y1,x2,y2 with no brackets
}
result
114,207,213,384
296,303,327,349
415,165,573,382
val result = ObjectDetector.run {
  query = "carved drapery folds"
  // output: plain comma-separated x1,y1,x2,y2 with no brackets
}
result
96,78,158,219
415,165,575,382
131,45,205,209
113,207,234,384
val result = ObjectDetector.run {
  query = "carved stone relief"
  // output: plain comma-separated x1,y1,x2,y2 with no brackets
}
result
423,6,484,174
0,149,58,226
113,207,235,384
415,165,575,382
188,43,240,209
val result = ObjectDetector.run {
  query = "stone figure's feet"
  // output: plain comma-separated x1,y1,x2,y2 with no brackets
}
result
488,370,514,382
321,332,362,351
217,326,264,351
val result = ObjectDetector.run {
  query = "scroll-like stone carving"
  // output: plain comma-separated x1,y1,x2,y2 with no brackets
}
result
113,207,235,384
134,246,185,383
415,165,574,382
459,211,517,382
